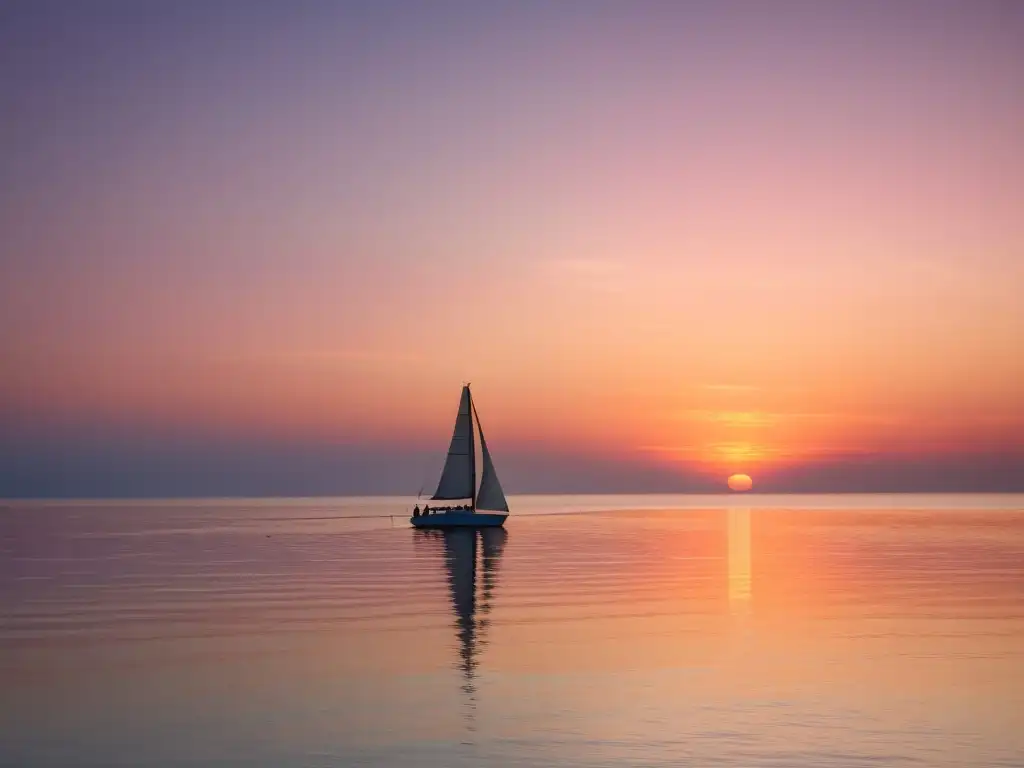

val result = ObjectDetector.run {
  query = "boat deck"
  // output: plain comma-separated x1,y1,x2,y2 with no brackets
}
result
411,511,508,528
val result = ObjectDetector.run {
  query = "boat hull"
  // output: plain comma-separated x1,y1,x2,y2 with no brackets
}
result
410,511,508,529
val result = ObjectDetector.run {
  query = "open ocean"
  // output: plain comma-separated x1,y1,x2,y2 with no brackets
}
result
2,494,1023,767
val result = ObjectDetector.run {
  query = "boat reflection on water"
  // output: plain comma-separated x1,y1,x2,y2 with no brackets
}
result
417,527,507,728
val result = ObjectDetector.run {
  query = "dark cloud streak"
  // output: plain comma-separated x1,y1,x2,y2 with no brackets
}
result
2,434,1021,498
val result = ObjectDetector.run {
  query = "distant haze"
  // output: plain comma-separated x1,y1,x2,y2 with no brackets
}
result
2,2,1022,497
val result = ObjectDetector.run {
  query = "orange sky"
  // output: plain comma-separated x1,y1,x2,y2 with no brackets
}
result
1,3,1021,494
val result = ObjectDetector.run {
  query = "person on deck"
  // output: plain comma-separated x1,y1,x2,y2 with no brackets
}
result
413,505,420,518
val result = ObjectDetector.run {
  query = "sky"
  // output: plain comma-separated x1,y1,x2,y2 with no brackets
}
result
1,0,1022,496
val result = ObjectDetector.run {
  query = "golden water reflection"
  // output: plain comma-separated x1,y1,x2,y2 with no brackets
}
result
727,507,751,611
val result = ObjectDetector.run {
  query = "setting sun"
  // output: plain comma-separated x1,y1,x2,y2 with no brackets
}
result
728,474,753,492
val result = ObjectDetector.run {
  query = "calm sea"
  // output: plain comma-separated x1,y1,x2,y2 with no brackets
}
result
2,494,1023,767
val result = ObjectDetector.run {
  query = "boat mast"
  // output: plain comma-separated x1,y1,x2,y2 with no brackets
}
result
468,384,477,512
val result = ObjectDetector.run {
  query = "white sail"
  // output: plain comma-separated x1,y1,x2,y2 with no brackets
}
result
432,385,476,500
473,405,509,512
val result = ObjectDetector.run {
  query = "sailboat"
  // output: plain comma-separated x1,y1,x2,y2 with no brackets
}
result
411,384,510,528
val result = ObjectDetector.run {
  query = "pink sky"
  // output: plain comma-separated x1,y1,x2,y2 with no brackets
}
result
1,2,1021,494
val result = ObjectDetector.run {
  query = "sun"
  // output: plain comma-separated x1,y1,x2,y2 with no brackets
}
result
727,473,753,492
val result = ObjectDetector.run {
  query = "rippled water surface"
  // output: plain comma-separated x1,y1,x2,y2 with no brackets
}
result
3,495,1024,767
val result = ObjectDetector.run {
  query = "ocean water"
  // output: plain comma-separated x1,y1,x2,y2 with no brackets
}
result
2,494,1024,767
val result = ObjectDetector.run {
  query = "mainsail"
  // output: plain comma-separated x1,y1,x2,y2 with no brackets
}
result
473,402,509,512
431,385,509,512
432,386,475,500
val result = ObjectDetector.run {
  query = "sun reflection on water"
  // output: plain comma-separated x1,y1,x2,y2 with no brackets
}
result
728,507,751,612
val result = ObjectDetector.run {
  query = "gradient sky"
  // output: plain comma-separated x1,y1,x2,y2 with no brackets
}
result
2,0,1022,496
